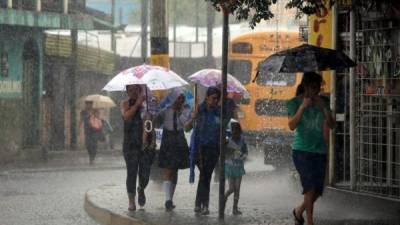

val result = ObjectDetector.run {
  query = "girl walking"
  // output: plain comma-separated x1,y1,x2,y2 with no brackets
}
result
190,86,236,215
156,89,192,211
224,121,248,215
121,84,154,211
287,72,334,225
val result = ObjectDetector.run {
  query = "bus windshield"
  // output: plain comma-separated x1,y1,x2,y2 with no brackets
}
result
228,31,304,134
228,60,252,85
256,71,296,86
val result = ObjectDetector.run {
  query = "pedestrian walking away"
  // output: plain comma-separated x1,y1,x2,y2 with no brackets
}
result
224,121,248,215
190,86,237,215
79,101,103,165
121,84,155,211
155,88,193,211
286,72,335,225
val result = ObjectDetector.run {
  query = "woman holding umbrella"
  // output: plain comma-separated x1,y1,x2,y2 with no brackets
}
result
79,100,98,165
121,84,152,211
104,64,190,211
155,88,193,211
190,86,237,215
287,72,335,225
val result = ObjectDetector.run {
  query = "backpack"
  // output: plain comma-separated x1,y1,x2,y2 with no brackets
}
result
89,115,103,131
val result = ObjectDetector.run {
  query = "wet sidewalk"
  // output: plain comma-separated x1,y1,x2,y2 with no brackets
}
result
0,148,126,174
84,153,400,225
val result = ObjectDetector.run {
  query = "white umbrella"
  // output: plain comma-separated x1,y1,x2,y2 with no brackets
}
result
103,64,189,91
79,94,116,109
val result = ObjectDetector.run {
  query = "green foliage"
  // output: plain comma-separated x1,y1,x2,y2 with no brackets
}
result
129,0,398,27
205,0,277,28
205,0,399,28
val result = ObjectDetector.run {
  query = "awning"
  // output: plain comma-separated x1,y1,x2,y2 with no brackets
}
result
0,8,118,30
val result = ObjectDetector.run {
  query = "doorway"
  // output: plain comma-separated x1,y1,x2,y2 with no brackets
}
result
22,39,40,147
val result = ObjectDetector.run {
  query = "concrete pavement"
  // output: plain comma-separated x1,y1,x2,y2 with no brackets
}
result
1,147,398,225
84,153,400,225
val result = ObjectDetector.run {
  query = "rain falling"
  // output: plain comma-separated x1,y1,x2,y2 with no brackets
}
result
0,0,399,225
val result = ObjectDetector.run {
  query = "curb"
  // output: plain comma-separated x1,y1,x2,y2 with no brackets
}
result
84,182,400,225
0,165,126,175
84,191,147,225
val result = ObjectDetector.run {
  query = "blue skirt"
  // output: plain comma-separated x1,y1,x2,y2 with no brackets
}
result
292,150,327,196
225,163,245,178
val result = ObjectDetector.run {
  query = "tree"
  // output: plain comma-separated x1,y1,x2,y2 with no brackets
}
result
206,0,277,28
205,0,399,28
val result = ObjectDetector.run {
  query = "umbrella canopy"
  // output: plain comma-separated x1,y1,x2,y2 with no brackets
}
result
257,44,356,74
159,87,194,110
103,64,189,92
188,69,249,95
80,94,116,109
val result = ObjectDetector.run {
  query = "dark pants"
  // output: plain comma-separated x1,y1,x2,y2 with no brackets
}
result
85,132,98,162
195,146,219,208
123,148,155,198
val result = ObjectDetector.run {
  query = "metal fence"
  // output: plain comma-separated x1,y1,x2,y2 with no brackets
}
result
170,41,207,58
335,12,400,200
355,17,400,199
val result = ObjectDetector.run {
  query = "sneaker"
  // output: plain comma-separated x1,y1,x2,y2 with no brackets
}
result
137,188,146,207
233,208,242,215
201,207,210,215
194,205,202,213
165,200,175,211
128,202,136,211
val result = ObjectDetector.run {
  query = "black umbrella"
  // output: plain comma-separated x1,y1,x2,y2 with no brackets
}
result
256,44,356,76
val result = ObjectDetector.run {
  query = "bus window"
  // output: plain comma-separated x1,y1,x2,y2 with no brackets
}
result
228,60,252,85
232,42,252,54
255,99,287,116
256,71,296,86
233,96,250,105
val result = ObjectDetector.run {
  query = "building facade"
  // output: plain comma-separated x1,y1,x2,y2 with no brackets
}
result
327,1,400,200
0,0,114,162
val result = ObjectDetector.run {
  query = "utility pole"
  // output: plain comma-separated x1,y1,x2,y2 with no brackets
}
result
349,6,356,191
219,5,229,220
111,0,116,54
206,2,214,56
195,0,199,42
173,0,177,57
70,29,78,150
150,0,169,68
141,0,149,61
206,1,215,66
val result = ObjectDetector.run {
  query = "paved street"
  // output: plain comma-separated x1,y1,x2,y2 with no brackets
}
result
86,166,400,225
85,150,400,225
0,153,126,225
1,149,399,225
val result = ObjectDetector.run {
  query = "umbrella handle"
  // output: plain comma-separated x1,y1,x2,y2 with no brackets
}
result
144,120,152,133
145,86,148,112
194,84,198,112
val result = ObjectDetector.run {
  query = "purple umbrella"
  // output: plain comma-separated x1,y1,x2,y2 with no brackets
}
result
188,69,248,95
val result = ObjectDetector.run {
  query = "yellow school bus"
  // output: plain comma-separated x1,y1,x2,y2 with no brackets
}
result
228,31,304,143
